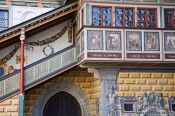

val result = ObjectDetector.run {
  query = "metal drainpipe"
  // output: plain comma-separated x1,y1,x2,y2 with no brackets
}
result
19,28,25,116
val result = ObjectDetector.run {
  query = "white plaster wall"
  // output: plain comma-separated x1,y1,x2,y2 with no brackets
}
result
12,6,53,26
0,20,72,70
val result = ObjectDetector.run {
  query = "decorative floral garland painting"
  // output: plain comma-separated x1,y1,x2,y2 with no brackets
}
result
0,24,72,66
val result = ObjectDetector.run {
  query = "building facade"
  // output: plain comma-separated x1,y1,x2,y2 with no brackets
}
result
0,0,175,116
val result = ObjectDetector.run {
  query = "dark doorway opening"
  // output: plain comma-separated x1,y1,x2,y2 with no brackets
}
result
43,91,81,116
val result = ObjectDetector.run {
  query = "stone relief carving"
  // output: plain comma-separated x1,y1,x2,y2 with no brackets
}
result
139,92,167,116
107,85,117,116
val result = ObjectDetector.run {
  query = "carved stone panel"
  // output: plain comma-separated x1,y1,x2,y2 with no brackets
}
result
139,92,167,116
107,85,118,116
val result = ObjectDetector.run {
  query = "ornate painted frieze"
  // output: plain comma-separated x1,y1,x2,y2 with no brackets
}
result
0,21,72,78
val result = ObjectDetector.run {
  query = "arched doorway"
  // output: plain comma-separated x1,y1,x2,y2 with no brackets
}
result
33,81,92,116
43,91,81,116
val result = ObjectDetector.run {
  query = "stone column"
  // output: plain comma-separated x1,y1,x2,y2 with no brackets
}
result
88,68,119,116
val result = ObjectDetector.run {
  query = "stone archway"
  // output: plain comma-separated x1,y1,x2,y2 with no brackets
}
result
43,91,81,116
32,80,92,116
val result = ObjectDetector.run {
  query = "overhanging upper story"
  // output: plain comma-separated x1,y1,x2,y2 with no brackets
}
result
76,0,175,68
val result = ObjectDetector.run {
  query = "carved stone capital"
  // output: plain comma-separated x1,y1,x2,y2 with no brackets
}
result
88,68,120,80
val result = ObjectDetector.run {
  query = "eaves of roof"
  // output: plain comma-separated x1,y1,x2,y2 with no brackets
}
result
0,1,78,43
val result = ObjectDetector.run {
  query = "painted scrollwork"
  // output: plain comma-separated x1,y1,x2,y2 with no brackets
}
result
140,92,167,115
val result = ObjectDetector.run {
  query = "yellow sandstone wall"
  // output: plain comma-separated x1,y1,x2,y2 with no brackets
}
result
117,72,175,97
1,71,174,116
0,95,19,116
24,67,100,116
117,72,175,116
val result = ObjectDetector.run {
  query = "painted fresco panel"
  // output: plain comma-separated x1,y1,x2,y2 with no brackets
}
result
164,32,175,51
81,32,84,53
126,31,142,51
76,36,80,56
106,31,121,51
87,30,103,50
144,32,160,51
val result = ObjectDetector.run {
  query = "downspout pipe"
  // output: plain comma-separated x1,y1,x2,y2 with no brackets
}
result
19,28,25,116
